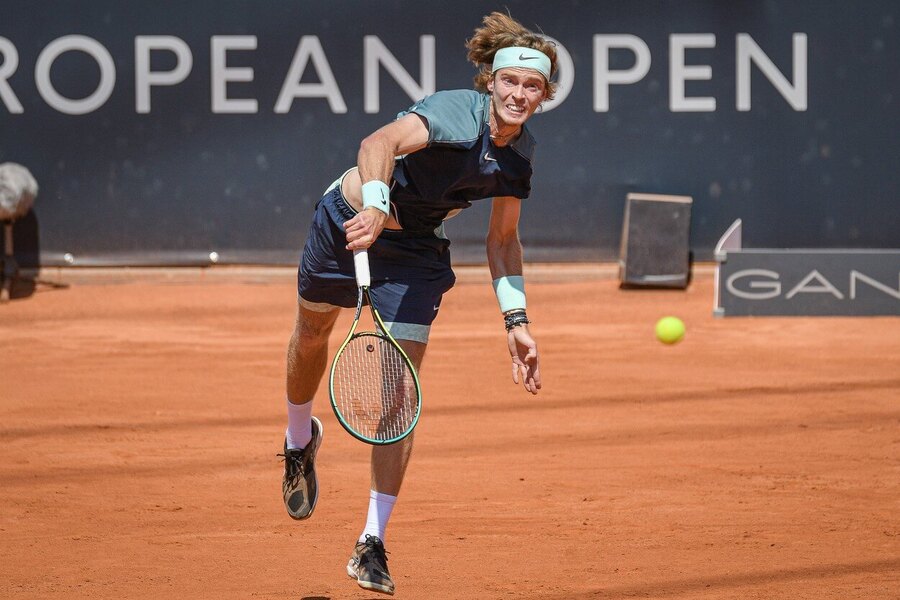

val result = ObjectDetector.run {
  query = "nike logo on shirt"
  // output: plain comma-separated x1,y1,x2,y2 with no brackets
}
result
483,151,497,162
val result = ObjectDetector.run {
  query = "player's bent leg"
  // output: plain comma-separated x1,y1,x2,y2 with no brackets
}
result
281,301,341,520
286,301,341,401
280,415,323,520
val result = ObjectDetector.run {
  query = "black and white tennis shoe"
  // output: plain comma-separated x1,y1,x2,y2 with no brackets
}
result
278,416,322,520
347,534,395,595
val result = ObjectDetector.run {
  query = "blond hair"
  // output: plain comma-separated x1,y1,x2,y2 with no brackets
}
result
465,12,558,101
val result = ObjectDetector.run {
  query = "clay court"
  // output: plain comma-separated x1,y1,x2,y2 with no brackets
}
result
1,265,898,599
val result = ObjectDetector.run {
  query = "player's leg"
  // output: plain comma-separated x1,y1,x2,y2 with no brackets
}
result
346,339,424,595
281,301,340,520
281,183,358,520
369,338,425,493
348,273,447,594
286,301,341,412
344,221,455,594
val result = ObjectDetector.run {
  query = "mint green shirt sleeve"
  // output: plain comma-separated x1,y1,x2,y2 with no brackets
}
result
396,90,487,148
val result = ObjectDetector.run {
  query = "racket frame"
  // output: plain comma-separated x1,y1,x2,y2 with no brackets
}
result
328,249,422,445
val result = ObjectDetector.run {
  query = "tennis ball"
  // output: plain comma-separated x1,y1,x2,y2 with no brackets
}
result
655,316,685,344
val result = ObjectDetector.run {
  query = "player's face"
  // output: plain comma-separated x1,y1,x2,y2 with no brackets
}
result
488,68,547,131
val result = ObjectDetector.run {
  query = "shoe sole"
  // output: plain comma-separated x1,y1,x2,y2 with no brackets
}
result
347,562,394,595
286,416,323,520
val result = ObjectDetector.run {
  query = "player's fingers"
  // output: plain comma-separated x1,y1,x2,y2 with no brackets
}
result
343,219,359,240
511,361,519,384
344,219,370,238
530,370,542,391
345,227,374,249
524,378,536,394
520,359,539,393
519,363,531,390
526,362,541,393
522,372,533,393
344,221,380,250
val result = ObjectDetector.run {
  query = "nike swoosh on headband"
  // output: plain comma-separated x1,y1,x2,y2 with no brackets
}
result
492,47,552,79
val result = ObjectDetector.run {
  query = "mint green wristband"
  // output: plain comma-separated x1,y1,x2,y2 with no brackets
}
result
492,275,527,313
361,180,390,215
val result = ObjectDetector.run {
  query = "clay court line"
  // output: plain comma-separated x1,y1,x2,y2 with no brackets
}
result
0,455,265,486
2,410,893,486
0,376,896,444
422,378,900,417
423,410,900,457
0,415,283,442
533,558,900,599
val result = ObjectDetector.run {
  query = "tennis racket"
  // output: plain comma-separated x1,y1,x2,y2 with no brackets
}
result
328,249,422,445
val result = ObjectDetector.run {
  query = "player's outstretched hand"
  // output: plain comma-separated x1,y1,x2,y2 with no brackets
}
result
507,326,541,395
344,208,388,251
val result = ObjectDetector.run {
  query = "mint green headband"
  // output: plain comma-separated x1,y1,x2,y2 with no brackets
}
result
491,46,551,80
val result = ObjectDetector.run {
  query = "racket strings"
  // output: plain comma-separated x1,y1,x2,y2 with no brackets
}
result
333,334,417,442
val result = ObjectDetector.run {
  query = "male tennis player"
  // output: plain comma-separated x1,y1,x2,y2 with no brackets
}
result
279,12,555,595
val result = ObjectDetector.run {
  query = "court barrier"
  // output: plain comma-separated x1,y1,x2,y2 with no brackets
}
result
618,193,693,289
713,219,900,317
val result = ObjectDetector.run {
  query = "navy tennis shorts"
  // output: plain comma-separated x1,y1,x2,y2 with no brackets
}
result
297,186,456,343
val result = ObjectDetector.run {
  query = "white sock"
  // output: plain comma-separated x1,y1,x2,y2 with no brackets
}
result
359,490,397,543
285,398,313,450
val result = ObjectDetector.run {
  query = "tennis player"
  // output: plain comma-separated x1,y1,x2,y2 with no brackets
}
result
280,12,555,595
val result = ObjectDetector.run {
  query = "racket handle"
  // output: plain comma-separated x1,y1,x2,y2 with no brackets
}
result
353,249,371,287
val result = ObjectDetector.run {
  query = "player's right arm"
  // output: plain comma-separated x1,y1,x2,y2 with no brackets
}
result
344,114,430,251
357,113,429,184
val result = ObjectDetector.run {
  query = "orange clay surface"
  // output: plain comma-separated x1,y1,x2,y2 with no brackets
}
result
1,265,898,599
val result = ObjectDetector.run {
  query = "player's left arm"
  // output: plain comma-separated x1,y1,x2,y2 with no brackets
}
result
486,196,541,395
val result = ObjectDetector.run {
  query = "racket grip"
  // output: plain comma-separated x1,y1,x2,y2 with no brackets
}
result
353,249,371,287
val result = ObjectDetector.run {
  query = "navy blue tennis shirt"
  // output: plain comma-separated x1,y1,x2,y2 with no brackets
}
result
388,90,536,233
297,89,540,337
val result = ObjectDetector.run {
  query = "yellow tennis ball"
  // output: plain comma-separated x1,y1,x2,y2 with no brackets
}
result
655,316,685,344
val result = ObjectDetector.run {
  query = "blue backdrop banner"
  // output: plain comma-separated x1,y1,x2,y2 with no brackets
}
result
1,1,897,264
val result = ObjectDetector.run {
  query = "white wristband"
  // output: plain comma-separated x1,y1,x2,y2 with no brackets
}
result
492,275,526,313
361,180,390,216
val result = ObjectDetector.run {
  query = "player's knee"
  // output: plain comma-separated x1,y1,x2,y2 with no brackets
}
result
292,314,336,347
291,324,326,348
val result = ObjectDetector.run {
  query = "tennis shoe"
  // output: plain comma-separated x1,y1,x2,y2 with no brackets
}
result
346,535,395,595
278,416,322,520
